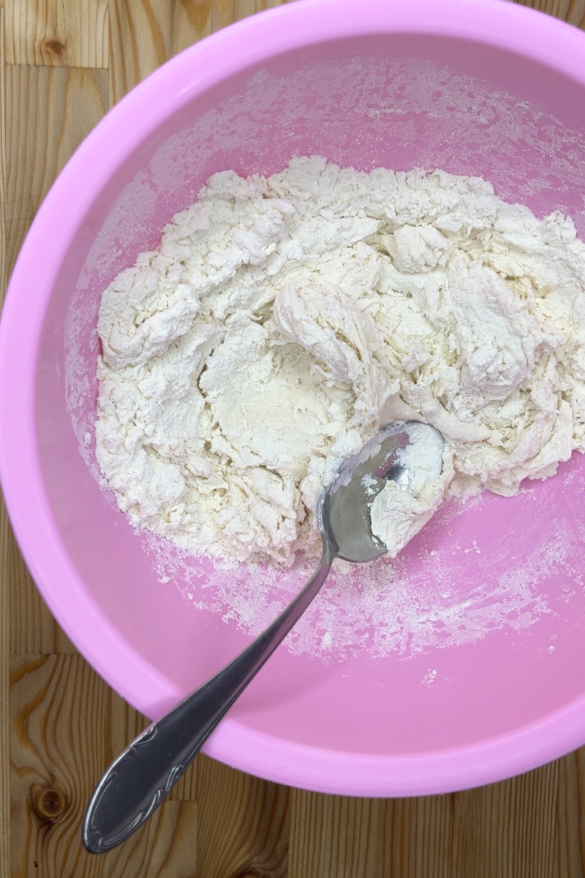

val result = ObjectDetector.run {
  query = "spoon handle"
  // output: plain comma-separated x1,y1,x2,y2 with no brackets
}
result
82,537,335,853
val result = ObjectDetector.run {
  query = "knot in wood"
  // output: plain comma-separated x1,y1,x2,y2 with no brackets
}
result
32,785,67,823
45,39,66,57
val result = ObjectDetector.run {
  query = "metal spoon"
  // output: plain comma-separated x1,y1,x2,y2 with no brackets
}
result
82,420,443,853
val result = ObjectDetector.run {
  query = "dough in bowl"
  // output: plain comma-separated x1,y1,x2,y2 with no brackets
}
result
96,157,585,563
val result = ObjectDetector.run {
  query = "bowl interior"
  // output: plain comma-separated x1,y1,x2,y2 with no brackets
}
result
34,27,585,790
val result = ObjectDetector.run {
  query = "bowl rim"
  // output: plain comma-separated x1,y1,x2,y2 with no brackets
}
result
3,0,585,796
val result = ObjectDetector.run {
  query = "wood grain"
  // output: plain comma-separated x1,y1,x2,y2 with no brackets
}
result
289,791,384,878
5,0,109,68
4,64,108,282
513,0,585,27
211,0,293,33
288,765,568,878
557,750,585,876
108,0,213,108
3,1,585,877
196,756,288,878
107,0,298,108
9,654,198,878
382,795,454,878
446,765,559,877
9,557,76,656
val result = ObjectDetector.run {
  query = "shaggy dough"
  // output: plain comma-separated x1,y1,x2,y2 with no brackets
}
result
96,157,585,563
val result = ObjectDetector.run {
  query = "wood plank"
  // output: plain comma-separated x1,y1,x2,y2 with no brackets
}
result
449,765,559,878
107,0,300,108
556,751,584,878
196,755,288,878
288,790,383,878
5,0,108,68
108,0,213,108
512,0,585,27
9,654,198,878
103,799,198,878
380,795,454,878
4,63,107,304
211,0,293,32
288,765,564,878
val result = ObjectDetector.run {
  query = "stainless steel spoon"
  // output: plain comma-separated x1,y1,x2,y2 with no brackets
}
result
82,420,443,853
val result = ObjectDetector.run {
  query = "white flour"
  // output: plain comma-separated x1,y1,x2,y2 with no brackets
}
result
96,157,585,572
370,422,447,557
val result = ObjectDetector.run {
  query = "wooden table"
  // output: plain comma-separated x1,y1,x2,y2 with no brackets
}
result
2,1,585,875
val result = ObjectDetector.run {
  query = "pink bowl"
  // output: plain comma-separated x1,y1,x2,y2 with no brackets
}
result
3,0,585,796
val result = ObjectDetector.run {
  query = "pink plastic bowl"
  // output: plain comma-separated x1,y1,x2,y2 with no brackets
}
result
3,0,585,797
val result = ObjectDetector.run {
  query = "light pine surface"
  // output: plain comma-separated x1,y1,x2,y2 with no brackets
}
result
2,0,585,875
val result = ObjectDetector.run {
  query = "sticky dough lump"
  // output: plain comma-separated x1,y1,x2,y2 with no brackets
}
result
95,157,585,563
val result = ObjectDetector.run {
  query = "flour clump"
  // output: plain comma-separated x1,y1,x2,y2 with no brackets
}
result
95,157,585,564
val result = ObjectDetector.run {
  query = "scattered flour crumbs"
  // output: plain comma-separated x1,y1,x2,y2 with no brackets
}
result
94,157,585,659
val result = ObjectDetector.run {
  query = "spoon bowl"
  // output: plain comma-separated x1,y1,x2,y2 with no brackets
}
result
323,421,443,562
